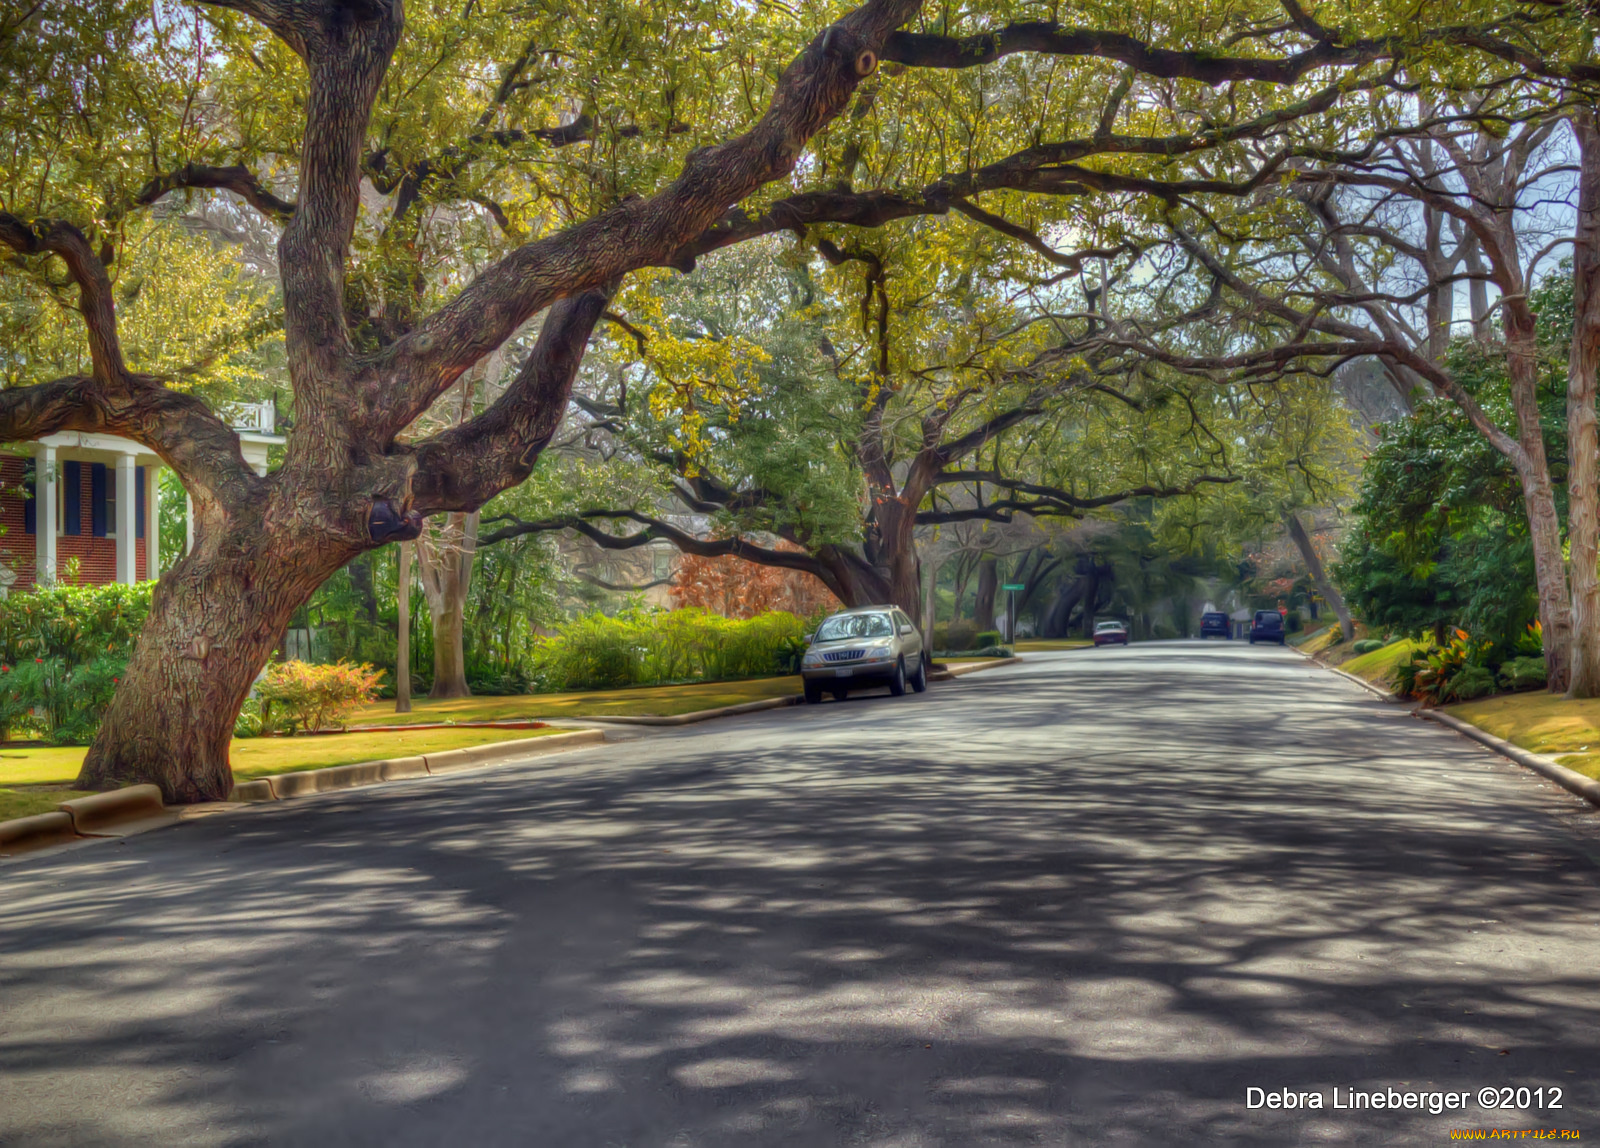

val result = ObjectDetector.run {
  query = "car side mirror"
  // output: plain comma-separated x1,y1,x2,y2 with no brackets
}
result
804,632,815,643
898,623,913,636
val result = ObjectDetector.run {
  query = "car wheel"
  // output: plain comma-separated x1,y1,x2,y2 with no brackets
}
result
804,680,823,705
909,654,928,693
889,657,907,696
1279,636,1287,646
1248,638,1256,645
831,686,848,701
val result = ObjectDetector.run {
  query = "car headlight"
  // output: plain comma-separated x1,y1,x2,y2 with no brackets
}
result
864,643,893,659
802,651,822,665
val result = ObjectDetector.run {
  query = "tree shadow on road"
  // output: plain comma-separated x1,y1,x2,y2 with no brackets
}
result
3,646,1600,1146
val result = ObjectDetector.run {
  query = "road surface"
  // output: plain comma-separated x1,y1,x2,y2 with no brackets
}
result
4,642,1600,1145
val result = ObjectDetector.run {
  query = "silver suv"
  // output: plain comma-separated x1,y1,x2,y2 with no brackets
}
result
800,605,928,704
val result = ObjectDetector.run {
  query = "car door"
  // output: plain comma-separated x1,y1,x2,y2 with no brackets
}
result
894,610,922,666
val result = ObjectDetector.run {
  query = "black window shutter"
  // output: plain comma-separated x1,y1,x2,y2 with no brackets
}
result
91,463,107,538
63,461,80,535
23,460,35,535
136,466,145,539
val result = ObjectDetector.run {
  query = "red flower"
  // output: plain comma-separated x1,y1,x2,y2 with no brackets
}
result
34,658,41,663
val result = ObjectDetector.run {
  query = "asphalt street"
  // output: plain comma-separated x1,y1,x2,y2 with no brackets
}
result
4,642,1600,1146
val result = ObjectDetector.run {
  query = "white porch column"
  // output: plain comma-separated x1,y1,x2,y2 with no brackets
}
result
115,453,137,585
37,444,56,585
145,464,160,579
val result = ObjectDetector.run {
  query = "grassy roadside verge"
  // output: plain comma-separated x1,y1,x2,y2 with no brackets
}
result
1013,639,1091,652
351,676,804,726
1336,638,1428,688
1443,693,1600,781
0,727,572,818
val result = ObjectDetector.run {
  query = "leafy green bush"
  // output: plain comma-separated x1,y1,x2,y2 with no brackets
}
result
1444,664,1498,701
934,622,979,652
973,630,1003,650
0,653,127,745
1498,655,1549,692
1351,638,1386,655
531,608,809,691
0,582,152,667
257,660,384,734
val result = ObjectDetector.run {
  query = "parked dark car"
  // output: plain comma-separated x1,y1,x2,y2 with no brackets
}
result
1092,620,1130,647
1199,611,1231,639
1248,610,1287,645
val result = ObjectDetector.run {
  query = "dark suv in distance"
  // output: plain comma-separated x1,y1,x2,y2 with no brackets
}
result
1199,611,1231,639
1248,610,1287,645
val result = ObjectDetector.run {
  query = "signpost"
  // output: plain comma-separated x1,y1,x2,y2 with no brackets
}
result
1001,583,1024,643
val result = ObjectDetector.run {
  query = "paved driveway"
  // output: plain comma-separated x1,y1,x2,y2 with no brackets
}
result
3,643,1600,1145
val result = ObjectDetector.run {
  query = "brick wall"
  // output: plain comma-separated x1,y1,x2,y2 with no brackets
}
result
0,455,147,588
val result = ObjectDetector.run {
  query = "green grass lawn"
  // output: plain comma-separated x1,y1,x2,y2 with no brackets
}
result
1339,638,1428,686
1013,639,1091,651
0,727,569,791
351,676,803,726
1445,692,1600,781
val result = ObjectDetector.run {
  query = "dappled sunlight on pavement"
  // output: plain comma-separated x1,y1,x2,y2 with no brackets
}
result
2,642,1600,1145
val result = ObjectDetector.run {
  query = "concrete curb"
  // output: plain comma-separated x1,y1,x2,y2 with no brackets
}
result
930,656,1021,682
1301,646,1600,813
578,696,802,726
0,811,79,855
234,730,609,802
1419,709,1600,811
58,785,178,837
1291,645,1401,701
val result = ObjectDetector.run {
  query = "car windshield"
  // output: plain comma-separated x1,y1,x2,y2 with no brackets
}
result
1095,621,1124,632
1203,613,1226,622
1255,612,1282,625
815,613,894,641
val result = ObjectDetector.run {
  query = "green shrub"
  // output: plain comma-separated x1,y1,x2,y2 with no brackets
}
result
1444,664,1498,701
257,660,384,734
1351,638,1386,655
1498,655,1548,692
0,653,127,745
0,582,152,667
530,608,810,691
973,630,1003,650
934,622,979,652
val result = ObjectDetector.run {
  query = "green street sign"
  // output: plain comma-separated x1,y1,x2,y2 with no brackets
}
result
1001,583,1025,591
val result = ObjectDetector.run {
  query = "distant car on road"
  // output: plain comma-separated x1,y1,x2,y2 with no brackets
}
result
1249,610,1287,645
1092,620,1130,647
1199,611,1231,639
800,605,927,704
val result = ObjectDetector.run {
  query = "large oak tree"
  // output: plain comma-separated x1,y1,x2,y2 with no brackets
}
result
1,0,1586,798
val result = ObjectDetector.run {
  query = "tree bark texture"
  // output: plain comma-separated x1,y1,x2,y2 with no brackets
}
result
974,559,999,631
1284,512,1353,643
1505,300,1574,693
1566,113,1600,697
396,540,412,713
78,517,360,802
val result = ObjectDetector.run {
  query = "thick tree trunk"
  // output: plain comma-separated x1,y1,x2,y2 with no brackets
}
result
1566,114,1600,697
78,526,352,802
922,544,938,652
1284,512,1353,642
1505,305,1575,692
396,540,412,713
415,510,478,698
974,558,998,630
